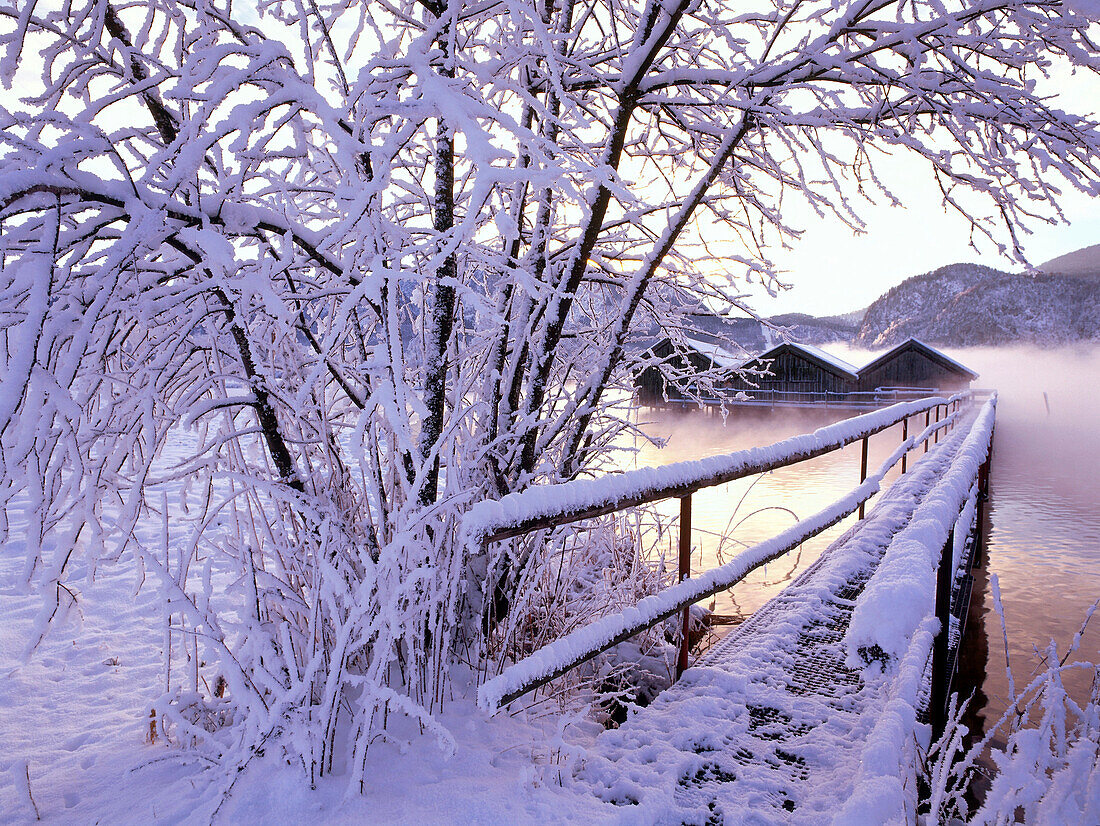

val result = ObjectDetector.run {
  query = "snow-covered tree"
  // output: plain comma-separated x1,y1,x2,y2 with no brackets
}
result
2,0,1099,791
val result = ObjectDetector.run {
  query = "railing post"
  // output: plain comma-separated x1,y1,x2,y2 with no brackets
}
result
677,494,692,679
973,426,994,569
901,416,909,474
924,409,931,453
858,435,869,518
931,526,955,740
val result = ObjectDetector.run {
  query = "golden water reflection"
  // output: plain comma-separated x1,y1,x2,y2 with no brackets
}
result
624,405,914,624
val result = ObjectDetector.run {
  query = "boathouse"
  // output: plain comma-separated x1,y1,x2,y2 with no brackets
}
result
725,342,860,403
856,338,978,393
635,336,978,407
635,337,740,404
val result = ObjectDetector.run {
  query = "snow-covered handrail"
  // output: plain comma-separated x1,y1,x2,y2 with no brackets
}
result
466,393,973,546
474,392,978,711
682,387,944,409
836,394,998,822
846,395,998,663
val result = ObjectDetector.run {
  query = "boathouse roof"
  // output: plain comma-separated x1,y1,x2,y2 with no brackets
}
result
859,338,979,381
746,341,860,380
682,335,743,369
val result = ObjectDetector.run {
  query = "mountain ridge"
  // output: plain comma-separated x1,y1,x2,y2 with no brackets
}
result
1037,243,1100,278
853,258,1100,347
681,245,1100,351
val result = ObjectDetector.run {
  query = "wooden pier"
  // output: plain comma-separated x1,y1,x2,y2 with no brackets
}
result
471,393,996,823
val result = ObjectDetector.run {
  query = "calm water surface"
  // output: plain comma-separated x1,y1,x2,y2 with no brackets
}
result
626,345,1100,732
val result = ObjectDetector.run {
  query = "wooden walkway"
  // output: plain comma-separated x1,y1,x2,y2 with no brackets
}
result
576,413,983,824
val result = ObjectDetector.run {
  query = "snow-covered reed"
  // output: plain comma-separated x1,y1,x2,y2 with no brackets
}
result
922,581,1100,824
484,507,685,721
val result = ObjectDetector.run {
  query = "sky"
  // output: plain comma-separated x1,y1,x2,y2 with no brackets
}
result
748,184,1100,318
745,61,1100,319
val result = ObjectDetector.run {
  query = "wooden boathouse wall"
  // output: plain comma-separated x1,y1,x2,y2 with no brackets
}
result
856,339,978,393
727,343,859,401
636,338,726,404
634,337,979,407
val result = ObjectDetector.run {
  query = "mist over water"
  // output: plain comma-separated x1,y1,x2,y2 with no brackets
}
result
627,344,1100,733
944,346,1100,732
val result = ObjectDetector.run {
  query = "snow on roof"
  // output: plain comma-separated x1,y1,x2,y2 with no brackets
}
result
793,342,860,375
906,338,979,378
744,338,978,382
862,338,978,379
746,341,860,378
681,335,742,369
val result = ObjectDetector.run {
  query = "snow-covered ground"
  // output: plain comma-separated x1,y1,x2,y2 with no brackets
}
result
0,434,622,824
1,548,166,823
0,541,622,823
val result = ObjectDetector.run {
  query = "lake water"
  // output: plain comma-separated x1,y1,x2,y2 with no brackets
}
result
625,345,1100,735
948,346,1100,736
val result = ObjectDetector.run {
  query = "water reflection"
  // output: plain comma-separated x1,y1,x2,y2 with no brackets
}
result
625,405,915,622
902,346,1100,733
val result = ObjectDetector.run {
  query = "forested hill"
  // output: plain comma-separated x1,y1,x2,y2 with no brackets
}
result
685,249,1100,350
853,260,1100,347
1038,243,1100,278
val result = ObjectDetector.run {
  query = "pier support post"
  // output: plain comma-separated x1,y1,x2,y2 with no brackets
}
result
858,435,869,519
973,427,995,569
932,526,955,740
901,417,909,474
677,494,692,679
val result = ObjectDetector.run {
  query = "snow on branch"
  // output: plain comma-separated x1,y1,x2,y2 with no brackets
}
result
2,0,1094,792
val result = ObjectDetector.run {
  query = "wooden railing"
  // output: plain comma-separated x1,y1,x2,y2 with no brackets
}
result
474,391,986,711
659,387,954,410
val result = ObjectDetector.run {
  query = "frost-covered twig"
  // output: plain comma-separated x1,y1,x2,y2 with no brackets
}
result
3,0,1100,798
920,587,1100,825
